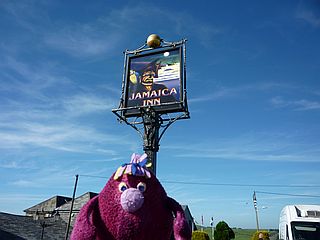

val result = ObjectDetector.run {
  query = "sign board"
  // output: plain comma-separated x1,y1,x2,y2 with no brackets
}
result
123,46,185,117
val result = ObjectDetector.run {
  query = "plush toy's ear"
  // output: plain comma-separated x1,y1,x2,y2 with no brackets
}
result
71,196,98,240
167,197,192,240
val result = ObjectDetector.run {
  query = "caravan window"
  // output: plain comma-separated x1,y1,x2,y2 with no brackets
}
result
291,221,320,240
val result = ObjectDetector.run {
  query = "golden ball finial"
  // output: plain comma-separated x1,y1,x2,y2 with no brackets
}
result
147,34,161,48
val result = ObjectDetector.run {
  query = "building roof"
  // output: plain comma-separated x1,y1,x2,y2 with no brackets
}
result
55,192,98,224
24,195,71,214
0,192,98,239
0,212,69,240
56,192,98,212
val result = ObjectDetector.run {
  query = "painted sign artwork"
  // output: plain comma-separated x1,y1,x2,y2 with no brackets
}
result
125,48,181,112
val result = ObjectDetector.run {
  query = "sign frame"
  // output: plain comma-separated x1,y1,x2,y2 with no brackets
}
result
119,43,188,118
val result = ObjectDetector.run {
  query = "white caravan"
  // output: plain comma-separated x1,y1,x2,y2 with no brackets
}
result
279,205,320,240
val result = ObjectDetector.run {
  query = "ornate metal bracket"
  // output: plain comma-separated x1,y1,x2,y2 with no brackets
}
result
112,34,190,175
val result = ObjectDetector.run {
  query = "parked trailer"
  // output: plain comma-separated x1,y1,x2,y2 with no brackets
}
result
279,205,320,240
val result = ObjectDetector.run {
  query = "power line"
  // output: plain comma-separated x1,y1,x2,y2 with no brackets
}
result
78,174,320,199
255,191,320,198
161,180,320,188
78,174,320,188
80,174,108,179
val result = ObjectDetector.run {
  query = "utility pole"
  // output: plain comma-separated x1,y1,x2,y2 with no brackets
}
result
253,191,260,231
65,174,79,240
201,215,204,231
210,217,214,240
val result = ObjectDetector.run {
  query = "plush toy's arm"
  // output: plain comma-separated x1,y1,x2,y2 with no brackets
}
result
70,196,98,240
167,197,192,240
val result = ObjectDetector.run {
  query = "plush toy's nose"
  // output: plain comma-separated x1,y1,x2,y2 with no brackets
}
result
120,188,144,212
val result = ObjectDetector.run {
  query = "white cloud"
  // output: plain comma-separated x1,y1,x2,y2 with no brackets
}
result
11,180,35,187
189,86,237,103
189,83,320,113
296,8,320,27
188,82,282,104
0,121,127,153
270,96,320,111
0,160,30,169
1,1,121,58
2,2,221,59
44,3,221,57
163,132,320,163
1,58,118,118
1,57,72,103
0,55,125,154
44,26,121,58
0,194,45,203
294,99,320,110
1,1,47,33
62,94,115,116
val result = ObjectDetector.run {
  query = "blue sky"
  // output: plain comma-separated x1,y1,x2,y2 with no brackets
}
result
1,0,320,229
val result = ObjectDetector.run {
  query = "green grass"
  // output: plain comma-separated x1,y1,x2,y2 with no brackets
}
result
233,229,257,240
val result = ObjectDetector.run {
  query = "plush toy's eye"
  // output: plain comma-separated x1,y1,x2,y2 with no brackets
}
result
137,182,146,192
118,182,128,192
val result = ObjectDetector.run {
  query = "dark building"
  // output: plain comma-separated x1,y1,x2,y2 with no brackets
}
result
24,195,71,219
182,205,196,231
0,211,67,240
0,193,96,240
55,192,98,224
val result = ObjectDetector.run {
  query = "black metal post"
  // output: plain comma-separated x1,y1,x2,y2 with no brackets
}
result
142,107,161,175
40,221,47,240
65,174,79,240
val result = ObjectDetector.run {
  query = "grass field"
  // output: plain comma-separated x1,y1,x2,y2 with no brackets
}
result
196,227,278,240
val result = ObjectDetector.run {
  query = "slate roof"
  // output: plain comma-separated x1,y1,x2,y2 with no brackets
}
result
56,192,98,223
0,212,69,240
0,192,97,240
24,195,71,215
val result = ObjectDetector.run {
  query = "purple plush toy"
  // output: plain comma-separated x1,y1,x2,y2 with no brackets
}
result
71,153,191,240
